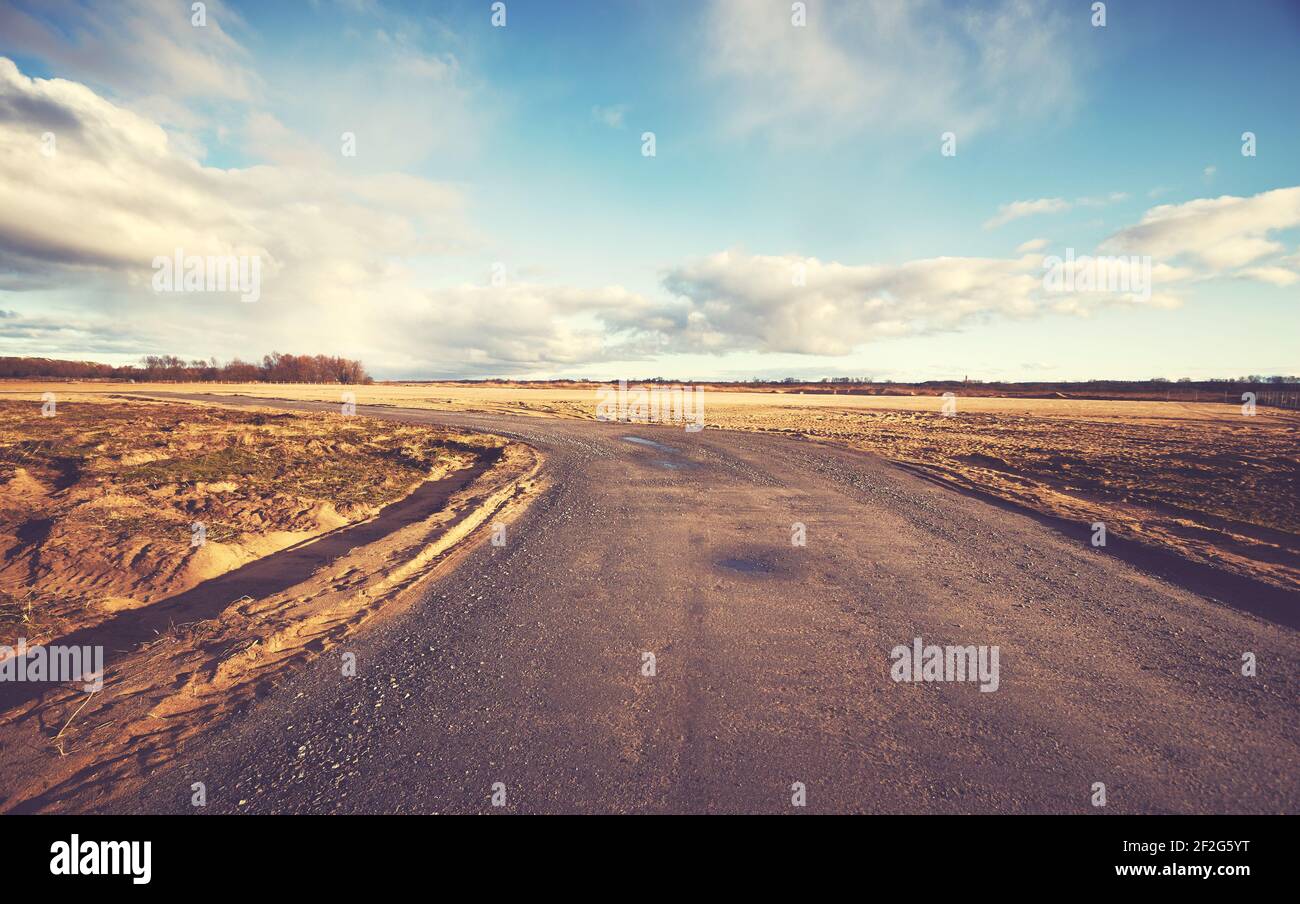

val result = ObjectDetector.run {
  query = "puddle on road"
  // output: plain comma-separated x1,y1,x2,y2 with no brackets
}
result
622,435,676,454
718,556,778,575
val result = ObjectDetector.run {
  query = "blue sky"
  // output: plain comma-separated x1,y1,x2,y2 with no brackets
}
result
0,0,1296,380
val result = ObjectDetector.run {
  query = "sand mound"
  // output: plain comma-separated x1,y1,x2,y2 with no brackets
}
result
0,398,488,644
1,468,48,503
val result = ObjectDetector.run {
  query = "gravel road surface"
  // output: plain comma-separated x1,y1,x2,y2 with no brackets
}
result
93,397,1298,814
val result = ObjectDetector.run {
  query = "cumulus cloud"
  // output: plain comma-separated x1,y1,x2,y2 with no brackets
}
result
1100,187,1300,271
7,47,1288,374
706,0,1079,143
3,23,1294,379
655,247,1168,357
0,56,649,375
384,283,661,376
1,0,486,171
0,306,168,357
0,58,467,274
651,186,1300,359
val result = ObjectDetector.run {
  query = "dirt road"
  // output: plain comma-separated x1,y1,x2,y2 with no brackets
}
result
87,397,1299,813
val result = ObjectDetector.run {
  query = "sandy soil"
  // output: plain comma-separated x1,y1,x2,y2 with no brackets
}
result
0,393,542,810
0,396,484,644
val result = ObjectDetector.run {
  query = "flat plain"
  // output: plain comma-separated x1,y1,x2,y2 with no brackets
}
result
8,380,1292,594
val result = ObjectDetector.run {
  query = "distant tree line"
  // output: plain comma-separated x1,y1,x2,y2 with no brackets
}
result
0,352,372,384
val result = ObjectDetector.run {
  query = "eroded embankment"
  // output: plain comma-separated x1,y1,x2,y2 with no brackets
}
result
0,399,542,812
0,398,487,644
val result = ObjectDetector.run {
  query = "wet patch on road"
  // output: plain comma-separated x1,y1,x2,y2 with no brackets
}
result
713,545,811,581
718,555,780,576
622,435,676,453
623,435,697,471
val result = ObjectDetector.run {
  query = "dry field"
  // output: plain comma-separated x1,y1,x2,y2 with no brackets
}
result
5,380,1297,595
8,380,1293,596
712,396,1299,595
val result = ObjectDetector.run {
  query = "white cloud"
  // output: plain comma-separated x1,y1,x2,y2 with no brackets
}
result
986,192,1129,229
4,32,1294,378
1237,266,1300,287
0,56,649,375
309,26,486,169
0,0,259,109
384,283,659,375
655,247,1170,357
1,1,487,172
648,188,1300,360
705,0,1079,143
13,53,1282,373
0,58,469,273
1101,186,1300,271
984,198,1071,230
